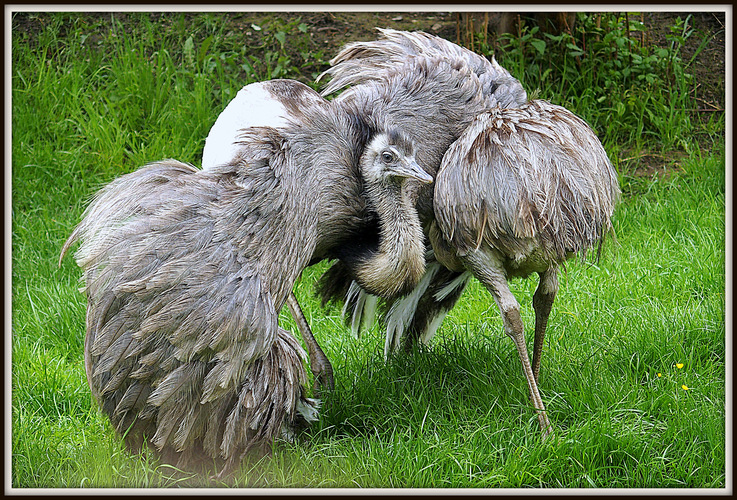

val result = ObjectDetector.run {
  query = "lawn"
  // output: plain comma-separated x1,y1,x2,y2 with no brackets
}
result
9,10,727,489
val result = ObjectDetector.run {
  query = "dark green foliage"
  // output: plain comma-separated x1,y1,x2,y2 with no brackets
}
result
490,13,717,150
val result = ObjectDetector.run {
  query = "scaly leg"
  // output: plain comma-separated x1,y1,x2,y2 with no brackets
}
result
531,267,558,383
464,250,553,439
286,292,334,393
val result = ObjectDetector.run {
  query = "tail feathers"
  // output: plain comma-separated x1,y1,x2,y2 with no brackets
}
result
384,258,444,357
434,271,472,302
343,282,378,337
327,252,471,357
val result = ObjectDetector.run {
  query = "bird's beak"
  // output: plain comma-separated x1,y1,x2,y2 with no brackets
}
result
400,159,434,184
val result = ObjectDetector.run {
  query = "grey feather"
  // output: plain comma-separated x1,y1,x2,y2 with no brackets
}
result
113,381,151,417
320,28,527,109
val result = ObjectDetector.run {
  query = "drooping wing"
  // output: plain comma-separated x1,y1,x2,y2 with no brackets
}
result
202,79,326,170
435,100,620,265
63,141,317,463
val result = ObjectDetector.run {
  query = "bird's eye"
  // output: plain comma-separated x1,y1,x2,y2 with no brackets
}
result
381,151,394,163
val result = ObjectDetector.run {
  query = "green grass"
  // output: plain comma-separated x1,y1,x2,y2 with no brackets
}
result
10,11,726,489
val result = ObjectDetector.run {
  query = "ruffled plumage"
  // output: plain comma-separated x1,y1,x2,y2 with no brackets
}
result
62,158,321,472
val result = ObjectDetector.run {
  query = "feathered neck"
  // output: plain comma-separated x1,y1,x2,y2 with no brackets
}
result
352,175,426,298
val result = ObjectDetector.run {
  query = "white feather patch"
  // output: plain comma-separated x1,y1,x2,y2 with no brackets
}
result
384,260,442,357
343,281,362,337
296,398,320,423
433,271,472,302
420,310,448,346
202,83,291,170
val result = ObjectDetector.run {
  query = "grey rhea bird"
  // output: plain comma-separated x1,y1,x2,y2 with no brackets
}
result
306,29,619,437
427,100,620,436
59,85,431,474
314,28,529,340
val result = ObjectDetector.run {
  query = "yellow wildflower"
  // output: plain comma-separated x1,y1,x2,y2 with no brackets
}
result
657,372,662,378
681,384,689,391
676,363,684,369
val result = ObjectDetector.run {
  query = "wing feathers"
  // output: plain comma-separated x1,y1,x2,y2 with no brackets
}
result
65,155,318,468
435,100,620,263
320,28,527,108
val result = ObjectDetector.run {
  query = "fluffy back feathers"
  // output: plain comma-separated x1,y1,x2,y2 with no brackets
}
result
320,28,527,109
435,100,620,271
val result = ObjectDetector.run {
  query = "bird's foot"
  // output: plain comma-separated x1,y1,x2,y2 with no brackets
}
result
538,412,554,441
311,365,335,397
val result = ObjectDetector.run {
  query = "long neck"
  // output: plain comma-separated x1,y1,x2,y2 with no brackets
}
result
354,180,426,298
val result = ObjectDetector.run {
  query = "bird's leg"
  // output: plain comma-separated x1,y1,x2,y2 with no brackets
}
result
286,291,334,394
463,250,553,440
531,267,558,383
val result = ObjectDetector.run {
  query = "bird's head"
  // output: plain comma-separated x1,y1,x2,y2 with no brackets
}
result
360,130,433,187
